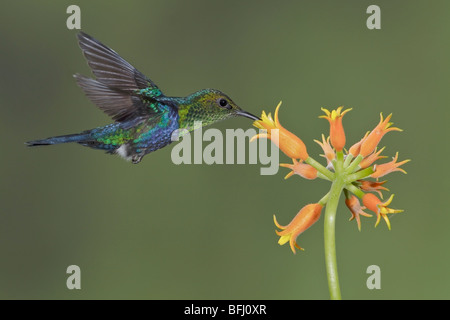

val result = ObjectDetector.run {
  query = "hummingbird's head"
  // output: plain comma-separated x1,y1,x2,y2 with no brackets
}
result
183,89,260,127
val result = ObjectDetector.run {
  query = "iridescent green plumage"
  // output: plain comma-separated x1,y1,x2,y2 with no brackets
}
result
26,32,259,163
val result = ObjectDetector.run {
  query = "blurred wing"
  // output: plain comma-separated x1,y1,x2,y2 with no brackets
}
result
74,74,151,122
77,32,159,91
75,32,165,122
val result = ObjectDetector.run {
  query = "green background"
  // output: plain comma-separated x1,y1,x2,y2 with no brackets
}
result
1,0,448,299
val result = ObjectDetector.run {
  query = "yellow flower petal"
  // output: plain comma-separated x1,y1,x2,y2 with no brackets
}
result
274,101,282,128
278,234,290,245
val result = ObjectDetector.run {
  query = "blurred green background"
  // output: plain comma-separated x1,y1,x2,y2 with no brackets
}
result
0,0,448,299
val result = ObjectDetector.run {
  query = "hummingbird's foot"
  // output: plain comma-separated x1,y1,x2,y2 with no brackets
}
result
132,155,143,164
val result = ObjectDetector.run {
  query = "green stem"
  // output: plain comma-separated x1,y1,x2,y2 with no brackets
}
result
317,172,331,181
345,167,374,183
318,192,330,206
324,151,345,300
345,183,365,198
343,153,353,168
305,157,334,180
345,154,364,174
324,180,344,300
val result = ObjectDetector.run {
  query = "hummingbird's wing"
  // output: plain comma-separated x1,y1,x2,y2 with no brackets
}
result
75,32,166,122
77,32,158,92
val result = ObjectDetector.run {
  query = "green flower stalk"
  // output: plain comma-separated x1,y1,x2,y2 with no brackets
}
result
252,103,409,300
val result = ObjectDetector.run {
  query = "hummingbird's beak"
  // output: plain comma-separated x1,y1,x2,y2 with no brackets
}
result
236,110,261,121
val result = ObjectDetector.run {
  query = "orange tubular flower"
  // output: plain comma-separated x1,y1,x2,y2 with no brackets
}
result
314,134,335,166
345,195,372,231
359,113,402,157
371,152,410,179
362,193,403,230
274,203,323,253
252,102,309,161
280,159,318,180
348,132,369,157
359,147,387,169
320,107,352,152
359,180,389,198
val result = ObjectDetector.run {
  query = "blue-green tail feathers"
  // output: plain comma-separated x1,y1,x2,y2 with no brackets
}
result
25,133,91,146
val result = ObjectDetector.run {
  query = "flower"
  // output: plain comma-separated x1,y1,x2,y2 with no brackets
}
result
252,102,309,160
371,152,410,179
359,147,387,169
362,193,403,229
348,132,369,157
280,159,318,180
319,107,352,152
358,180,389,199
314,134,335,167
273,203,323,253
359,113,402,157
345,195,372,231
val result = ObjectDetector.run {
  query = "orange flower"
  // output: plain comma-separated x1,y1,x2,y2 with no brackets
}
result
320,107,352,152
359,147,387,169
314,134,335,166
345,195,372,231
280,159,318,180
360,113,402,157
252,102,309,160
274,203,323,253
371,152,410,178
359,180,389,199
348,132,369,157
362,193,403,229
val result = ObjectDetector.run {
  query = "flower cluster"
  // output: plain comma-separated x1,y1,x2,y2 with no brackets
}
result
252,103,409,253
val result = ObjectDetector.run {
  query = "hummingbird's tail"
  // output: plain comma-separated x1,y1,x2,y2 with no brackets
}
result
25,133,91,146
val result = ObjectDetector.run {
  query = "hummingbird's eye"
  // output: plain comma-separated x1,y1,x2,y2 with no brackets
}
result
218,98,231,109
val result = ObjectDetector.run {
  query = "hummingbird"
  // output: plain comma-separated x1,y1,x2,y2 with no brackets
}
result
26,32,259,164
